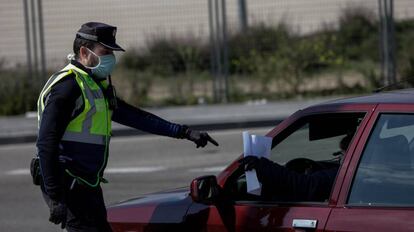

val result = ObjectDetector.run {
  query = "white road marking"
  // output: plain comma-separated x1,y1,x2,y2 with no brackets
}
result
5,169,30,175
5,165,227,176
188,166,226,173
25,111,37,118
0,142,35,151
5,166,167,176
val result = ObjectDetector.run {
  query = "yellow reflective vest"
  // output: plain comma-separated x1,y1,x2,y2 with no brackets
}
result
37,63,111,187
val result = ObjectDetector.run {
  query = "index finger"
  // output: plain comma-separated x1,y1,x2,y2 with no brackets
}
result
206,134,219,146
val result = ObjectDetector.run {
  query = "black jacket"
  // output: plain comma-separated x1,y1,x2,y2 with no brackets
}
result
255,158,338,202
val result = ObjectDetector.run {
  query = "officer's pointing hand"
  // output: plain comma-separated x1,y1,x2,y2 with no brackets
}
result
184,127,219,148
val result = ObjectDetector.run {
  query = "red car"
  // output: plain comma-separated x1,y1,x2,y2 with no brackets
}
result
108,89,414,232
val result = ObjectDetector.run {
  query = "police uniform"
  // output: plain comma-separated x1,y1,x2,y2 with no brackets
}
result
36,22,214,232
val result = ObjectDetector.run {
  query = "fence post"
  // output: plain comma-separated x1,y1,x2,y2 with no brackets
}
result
208,0,229,103
208,0,218,102
37,0,46,79
387,0,396,85
30,0,39,81
378,0,396,86
221,0,229,102
23,0,33,81
238,0,248,32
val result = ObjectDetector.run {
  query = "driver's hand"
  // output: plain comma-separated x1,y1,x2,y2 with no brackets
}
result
238,156,260,171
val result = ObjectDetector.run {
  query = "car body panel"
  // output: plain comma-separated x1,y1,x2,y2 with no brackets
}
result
108,188,193,231
318,89,414,105
326,207,414,232
186,201,332,232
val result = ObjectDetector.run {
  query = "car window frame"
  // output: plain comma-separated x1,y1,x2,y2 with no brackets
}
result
269,113,364,165
338,104,414,209
346,111,414,208
223,109,372,207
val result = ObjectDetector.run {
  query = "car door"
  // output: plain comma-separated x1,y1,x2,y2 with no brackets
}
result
186,107,373,232
325,104,414,232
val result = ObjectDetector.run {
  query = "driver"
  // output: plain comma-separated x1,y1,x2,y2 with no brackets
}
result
239,134,353,202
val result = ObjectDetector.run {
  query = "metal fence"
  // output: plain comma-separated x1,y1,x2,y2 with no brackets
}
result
1,0,414,107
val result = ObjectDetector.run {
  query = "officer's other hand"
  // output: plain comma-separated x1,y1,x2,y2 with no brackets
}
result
49,200,67,229
185,129,219,148
238,156,260,171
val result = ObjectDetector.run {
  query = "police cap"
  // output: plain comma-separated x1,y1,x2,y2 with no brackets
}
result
76,22,125,51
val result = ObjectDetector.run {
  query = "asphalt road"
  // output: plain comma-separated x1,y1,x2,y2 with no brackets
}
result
0,127,271,232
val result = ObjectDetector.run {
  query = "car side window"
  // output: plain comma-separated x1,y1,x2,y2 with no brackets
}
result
348,114,414,206
270,123,343,165
228,113,365,203
270,113,365,166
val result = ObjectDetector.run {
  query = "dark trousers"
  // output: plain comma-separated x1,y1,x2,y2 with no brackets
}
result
42,177,113,232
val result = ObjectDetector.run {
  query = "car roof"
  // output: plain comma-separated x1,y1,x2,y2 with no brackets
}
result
317,88,414,106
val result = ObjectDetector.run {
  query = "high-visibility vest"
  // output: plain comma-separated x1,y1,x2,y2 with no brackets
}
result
37,63,112,187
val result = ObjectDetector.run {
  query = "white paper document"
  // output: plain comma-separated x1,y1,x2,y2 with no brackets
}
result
242,131,272,195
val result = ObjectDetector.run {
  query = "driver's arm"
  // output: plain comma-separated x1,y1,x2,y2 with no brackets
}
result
257,158,337,201
241,157,338,202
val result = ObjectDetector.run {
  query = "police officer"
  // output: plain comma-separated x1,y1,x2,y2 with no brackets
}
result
36,22,218,232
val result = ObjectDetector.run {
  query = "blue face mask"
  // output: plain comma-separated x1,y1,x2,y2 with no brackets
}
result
86,48,116,79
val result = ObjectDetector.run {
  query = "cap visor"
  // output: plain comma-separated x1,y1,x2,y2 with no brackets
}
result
100,42,125,52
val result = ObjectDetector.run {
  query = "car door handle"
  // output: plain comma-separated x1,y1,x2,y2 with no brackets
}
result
292,219,318,229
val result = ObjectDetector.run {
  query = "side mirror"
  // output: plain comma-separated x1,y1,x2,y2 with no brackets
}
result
190,175,220,205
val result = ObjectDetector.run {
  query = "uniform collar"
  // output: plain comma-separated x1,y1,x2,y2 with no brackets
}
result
70,59,93,77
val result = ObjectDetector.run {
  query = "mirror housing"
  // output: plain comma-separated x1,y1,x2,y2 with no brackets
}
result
190,175,220,205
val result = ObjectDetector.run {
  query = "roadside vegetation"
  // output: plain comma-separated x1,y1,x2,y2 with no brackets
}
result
1,6,414,115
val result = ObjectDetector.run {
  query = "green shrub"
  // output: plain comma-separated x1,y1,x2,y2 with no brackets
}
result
0,66,43,115
337,5,379,61
120,36,209,76
228,23,291,74
396,19,414,86
111,69,153,106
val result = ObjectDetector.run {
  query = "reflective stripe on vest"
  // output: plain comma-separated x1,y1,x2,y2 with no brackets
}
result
37,70,70,127
61,71,107,145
